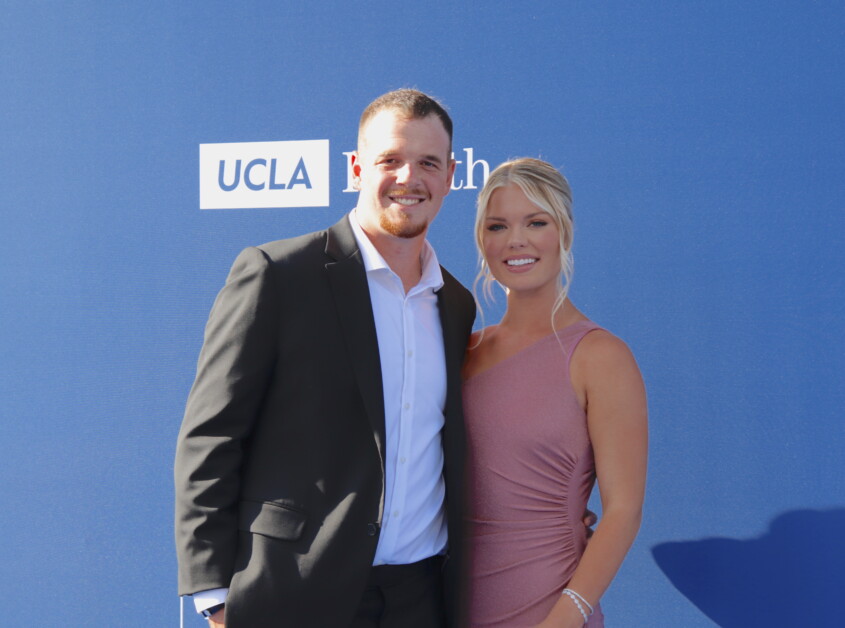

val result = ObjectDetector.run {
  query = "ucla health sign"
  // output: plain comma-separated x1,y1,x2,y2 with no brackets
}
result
200,140,330,209
200,140,489,210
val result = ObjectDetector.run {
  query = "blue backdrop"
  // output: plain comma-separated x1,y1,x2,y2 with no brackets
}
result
2,2,843,626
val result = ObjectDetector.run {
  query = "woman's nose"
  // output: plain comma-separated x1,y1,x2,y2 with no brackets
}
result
507,228,527,248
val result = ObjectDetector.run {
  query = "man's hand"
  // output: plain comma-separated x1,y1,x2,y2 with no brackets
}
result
583,508,598,538
207,606,225,628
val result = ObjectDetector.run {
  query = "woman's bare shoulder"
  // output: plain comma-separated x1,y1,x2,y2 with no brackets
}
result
468,325,499,349
463,326,500,379
579,327,632,358
572,327,642,385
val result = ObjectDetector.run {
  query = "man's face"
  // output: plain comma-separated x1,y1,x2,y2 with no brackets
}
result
352,109,455,241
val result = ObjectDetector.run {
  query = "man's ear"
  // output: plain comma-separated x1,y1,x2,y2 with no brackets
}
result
351,152,361,191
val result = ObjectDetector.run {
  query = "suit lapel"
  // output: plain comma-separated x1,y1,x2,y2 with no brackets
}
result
324,217,387,470
435,272,469,585
436,277,465,421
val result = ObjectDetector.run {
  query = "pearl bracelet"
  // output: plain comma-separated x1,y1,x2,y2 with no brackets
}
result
562,588,593,625
563,588,594,615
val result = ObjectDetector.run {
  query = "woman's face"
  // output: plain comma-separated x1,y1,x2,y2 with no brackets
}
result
481,183,561,297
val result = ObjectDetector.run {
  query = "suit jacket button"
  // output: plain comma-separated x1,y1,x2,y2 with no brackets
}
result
367,523,378,536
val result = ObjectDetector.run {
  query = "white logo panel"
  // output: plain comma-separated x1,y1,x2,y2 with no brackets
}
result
200,140,329,209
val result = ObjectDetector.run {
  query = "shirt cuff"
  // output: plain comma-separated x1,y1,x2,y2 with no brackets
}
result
192,588,229,613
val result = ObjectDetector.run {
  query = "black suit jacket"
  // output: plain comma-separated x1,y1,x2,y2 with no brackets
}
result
175,216,475,627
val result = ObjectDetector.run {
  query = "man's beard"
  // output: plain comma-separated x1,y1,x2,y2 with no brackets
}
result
379,208,429,239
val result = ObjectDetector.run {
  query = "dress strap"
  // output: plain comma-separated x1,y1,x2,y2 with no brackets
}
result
555,320,604,357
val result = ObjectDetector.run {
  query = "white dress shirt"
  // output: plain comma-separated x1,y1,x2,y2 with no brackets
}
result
349,210,449,565
192,212,449,613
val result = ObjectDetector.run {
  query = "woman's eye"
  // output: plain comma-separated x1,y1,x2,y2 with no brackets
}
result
487,224,505,232
529,220,548,227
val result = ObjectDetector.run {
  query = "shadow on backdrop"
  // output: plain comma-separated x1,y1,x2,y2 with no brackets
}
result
652,509,845,627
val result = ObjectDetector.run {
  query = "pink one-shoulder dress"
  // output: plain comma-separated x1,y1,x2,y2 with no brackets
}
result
463,321,605,627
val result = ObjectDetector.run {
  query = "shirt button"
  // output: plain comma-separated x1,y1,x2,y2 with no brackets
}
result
367,523,378,536
404,403,410,410
400,457,407,464
407,350,413,357
393,510,400,518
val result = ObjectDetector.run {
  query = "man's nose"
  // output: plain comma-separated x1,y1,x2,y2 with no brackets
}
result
395,163,415,183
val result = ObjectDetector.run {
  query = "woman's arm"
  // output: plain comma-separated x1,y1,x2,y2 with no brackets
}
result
537,330,648,628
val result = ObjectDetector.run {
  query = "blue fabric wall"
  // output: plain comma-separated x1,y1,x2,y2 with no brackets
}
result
2,2,843,625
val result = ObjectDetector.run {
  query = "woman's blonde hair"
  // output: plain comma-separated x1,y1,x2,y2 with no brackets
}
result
473,157,575,324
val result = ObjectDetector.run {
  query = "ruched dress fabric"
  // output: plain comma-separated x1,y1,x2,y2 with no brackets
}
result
463,321,604,627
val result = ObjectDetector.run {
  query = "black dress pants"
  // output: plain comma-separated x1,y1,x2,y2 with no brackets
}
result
350,556,446,628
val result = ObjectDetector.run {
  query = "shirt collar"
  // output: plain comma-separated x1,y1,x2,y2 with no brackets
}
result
349,210,444,292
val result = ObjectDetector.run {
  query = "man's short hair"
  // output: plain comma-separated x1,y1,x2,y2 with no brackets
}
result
358,88,453,151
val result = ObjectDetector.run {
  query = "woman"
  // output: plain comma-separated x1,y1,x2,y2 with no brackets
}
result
462,158,648,627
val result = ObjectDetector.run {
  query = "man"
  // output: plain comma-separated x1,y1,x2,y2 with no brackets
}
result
175,89,476,627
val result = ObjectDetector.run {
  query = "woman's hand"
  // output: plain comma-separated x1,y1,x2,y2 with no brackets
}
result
207,606,225,628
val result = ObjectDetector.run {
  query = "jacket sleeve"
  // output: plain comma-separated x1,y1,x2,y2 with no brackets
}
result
174,246,280,595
